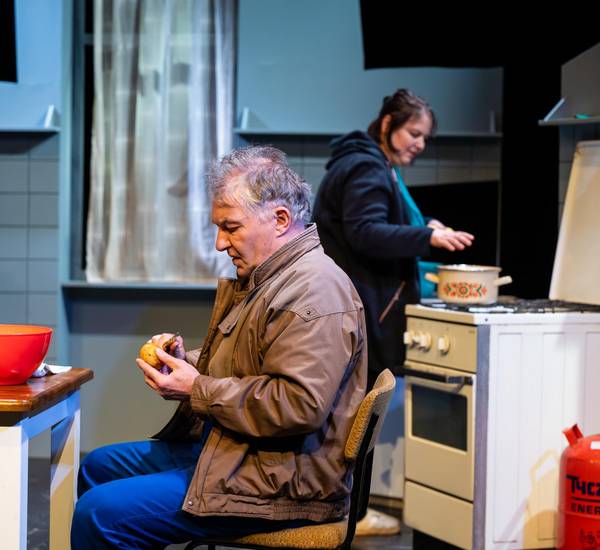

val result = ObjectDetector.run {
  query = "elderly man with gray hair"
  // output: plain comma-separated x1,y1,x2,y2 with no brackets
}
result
71,145,368,548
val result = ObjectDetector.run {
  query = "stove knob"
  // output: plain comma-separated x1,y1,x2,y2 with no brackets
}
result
416,331,432,351
403,330,415,346
437,335,451,354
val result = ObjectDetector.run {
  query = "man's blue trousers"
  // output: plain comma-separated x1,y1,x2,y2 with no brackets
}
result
71,439,310,549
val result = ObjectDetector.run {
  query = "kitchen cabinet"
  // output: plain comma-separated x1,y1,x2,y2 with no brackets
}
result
486,321,600,548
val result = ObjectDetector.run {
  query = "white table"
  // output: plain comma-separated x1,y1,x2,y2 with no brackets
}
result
0,369,93,549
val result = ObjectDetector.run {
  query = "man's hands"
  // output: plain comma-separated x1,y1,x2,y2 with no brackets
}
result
136,347,200,400
147,332,186,360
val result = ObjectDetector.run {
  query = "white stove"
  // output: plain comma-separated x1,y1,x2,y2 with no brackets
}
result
403,299,600,549
403,140,600,549
412,299,600,323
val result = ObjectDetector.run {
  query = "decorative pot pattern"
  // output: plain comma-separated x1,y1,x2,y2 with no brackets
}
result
444,282,488,299
425,265,512,305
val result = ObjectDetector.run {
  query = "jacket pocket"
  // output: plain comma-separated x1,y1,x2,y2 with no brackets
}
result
257,449,286,466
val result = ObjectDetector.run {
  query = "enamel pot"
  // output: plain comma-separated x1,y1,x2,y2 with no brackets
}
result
424,264,513,305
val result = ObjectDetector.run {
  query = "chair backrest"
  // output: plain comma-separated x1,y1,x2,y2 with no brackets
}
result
341,369,396,548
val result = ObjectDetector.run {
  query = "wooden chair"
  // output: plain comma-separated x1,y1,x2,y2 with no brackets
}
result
184,368,396,550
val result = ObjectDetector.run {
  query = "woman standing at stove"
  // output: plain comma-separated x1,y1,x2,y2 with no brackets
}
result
313,89,474,535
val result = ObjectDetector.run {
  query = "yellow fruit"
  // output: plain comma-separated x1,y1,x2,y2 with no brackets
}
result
139,342,163,369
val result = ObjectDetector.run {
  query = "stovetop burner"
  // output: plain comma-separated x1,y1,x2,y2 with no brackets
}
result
426,299,600,314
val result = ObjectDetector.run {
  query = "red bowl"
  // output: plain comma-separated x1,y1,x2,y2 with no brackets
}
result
0,325,53,385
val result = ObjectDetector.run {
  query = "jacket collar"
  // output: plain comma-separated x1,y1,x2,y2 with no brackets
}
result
246,223,321,290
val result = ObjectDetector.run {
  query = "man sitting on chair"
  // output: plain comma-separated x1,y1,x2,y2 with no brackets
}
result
71,145,367,548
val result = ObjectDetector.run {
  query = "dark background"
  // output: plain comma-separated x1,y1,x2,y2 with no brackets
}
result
360,4,599,298
0,0,17,82
410,181,499,267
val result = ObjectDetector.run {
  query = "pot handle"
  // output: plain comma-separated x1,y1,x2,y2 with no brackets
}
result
494,275,513,287
424,273,439,284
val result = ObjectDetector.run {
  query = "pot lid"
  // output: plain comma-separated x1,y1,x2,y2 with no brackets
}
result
550,140,600,305
438,264,501,273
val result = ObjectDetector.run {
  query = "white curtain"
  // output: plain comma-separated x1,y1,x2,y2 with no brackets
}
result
86,0,236,282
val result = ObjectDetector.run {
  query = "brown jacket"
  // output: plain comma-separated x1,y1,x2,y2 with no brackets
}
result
155,224,367,522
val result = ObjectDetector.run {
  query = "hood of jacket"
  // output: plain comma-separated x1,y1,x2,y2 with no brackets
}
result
326,130,387,170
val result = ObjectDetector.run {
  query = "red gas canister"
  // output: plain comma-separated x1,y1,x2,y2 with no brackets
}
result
558,424,600,549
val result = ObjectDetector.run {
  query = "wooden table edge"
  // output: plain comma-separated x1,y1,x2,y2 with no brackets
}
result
0,368,94,413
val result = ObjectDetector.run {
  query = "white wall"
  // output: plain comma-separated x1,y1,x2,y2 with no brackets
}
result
0,0,63,128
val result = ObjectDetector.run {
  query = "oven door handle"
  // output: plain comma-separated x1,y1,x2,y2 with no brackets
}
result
400,366,473,386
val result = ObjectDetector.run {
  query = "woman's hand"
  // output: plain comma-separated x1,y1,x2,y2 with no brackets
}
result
427,219,447,230
136,348,199,400
430,228,474,251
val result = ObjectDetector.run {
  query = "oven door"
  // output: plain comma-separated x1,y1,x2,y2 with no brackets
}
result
404,360,475,501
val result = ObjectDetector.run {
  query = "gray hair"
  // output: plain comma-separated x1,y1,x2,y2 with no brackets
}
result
207,145,312,225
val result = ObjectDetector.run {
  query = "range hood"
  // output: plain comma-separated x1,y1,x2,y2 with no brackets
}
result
541,41,600,126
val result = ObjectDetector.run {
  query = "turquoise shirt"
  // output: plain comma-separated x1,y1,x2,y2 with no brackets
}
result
393,166,438,299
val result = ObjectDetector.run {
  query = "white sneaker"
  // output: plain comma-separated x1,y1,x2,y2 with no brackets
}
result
354,507,402,536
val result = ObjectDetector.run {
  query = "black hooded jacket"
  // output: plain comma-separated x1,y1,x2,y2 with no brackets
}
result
313,131,433,381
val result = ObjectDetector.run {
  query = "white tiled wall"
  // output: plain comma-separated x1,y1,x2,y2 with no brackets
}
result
0,134,60,362
237,134,502,204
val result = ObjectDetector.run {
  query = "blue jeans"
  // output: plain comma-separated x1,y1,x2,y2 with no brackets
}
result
71,439,311,549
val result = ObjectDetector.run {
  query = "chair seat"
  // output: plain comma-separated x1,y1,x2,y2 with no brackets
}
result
226,518,348,549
